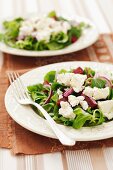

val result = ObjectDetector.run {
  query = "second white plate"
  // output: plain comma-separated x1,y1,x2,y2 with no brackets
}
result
0,16,98,57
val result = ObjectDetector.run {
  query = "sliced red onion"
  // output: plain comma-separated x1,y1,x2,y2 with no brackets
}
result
82,94,97,109
43,87,53,104
73,67,84,74
63,88,74,97
43,80,51,89
43,80,50,85
98,76,112,87
57,97,67,106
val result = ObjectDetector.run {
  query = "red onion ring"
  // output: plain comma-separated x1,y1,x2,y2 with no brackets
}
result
98,76,112,87
43,87,53,104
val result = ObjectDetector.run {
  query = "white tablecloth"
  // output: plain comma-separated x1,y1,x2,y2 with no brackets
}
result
0,0,113,169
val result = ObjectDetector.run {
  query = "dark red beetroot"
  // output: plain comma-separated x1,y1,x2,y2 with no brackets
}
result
71,36,77,43
73,67,84,74
63,88,74,97
82,94,97,109
44,87,53,104
57,97,67,106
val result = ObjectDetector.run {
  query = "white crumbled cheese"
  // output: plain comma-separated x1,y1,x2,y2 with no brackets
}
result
19,25,34,37
57,73,74,86
57,89,63,99
18,17,71,42
35,28,52,42
61,21,71,33
68,95,88,110
83,86,109,100
93,87,109,100
59,101,75,119
70,74,87,92
98,100,113,120
83,86,94,98
57,73,87,92
68,95,84,107
80,101,88,110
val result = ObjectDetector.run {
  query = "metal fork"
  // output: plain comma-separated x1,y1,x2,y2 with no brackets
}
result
7,72,76,146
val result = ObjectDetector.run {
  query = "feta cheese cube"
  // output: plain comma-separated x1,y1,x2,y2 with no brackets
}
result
68,95,84,107
98,100,113,120
83,86,94,98
57,73,74,86
70,74,87,92
59,101,75,119
93,87,109,100
68,95,88,110
83,86,109,100
80,101,88,110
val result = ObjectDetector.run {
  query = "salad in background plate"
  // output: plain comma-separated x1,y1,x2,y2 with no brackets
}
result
27,66,113,129
0,11,90,51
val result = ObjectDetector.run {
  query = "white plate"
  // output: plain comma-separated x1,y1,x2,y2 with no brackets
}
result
5,61,113,141
0,16,99,57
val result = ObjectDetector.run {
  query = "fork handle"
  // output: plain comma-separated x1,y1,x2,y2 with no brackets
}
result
31,102,76,146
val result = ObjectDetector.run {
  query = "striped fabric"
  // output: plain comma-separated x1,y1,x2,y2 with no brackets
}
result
0,0,113,170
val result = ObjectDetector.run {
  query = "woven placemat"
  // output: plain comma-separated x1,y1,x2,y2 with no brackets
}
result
1,34,113,155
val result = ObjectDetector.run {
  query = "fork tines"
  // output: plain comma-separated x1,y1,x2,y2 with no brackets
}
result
7,72,29,100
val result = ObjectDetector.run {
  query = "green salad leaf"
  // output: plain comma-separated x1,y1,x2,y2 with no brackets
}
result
51,93,59,102
51,32,68,43
27,84,43,92
47,42,64,50
73,113,92,129
84,67,95,77
91,78,106,88
16,36,36,50
48,11,57,18
93,109,105,125
73,108,91,129
3,18,23,39
44,71,56,83
108,88,113,99
51,82,64,91
43,103,54,113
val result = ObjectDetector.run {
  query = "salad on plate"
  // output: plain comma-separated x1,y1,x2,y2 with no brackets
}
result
0,11,90,51
27,66,113,129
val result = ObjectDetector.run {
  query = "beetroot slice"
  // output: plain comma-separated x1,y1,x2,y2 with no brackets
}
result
63,88,74,97
71,36,77,43
82,94,97,109
57,97,67,106
73,67,84,74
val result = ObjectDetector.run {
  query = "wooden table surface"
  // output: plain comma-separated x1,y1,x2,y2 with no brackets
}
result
0,0,113,170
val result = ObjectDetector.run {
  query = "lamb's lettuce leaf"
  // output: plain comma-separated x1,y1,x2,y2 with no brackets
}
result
91,78,106,88
84,67,95,77
48,11,57,18
44,71,56,83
